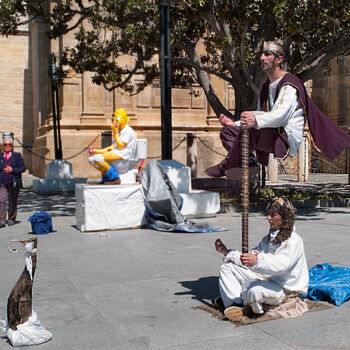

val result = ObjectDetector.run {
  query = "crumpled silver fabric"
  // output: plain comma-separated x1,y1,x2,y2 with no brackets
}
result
140,160,226,233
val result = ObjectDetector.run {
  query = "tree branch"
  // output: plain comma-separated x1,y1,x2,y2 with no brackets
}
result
181,42,234,118
296,34,350,81
239,22,259,95
174,56,232,84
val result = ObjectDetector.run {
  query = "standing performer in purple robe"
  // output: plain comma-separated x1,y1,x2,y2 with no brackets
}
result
205,41,350,178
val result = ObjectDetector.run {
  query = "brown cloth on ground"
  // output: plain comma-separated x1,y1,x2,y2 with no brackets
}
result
265,295,308,318
192,295,332,326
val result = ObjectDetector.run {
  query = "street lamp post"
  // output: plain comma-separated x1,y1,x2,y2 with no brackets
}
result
159,2,172,160
49,53,63,160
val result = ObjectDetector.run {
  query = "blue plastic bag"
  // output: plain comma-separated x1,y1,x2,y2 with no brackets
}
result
306,263,350,306
28,211,56,235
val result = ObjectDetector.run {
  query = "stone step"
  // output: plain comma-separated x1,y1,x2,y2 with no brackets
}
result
192,177,231,193
192,166,260,196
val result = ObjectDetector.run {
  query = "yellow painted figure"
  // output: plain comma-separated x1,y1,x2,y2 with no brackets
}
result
88,109,137,183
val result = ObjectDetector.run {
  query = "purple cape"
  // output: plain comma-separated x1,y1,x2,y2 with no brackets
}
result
260,73,350,162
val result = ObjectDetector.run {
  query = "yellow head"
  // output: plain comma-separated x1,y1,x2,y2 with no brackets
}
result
112,108,130,130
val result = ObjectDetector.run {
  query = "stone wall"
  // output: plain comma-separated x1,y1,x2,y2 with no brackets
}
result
0,30,33,171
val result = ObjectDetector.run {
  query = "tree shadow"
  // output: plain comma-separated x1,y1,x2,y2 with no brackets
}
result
295,207,350,221
176,276,219,307
17,187,76,217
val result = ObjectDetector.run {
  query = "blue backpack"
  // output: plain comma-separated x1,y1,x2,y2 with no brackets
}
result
28,211,56,235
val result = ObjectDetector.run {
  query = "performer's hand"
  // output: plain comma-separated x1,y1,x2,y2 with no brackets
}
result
4,165,12,173
240,111,257,129
111,123,118,134
219,113,236,127
215,239,229,255
240,253,258,266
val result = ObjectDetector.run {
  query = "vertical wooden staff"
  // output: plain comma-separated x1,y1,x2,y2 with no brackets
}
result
241,129,249,253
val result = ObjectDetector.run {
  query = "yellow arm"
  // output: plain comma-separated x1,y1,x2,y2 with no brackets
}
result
93,145,114,154
112,124,127,150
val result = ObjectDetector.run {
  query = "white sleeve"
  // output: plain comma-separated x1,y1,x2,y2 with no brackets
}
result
251,237,303,275
224,250,243,266
254,85,299,129
119,127,134,145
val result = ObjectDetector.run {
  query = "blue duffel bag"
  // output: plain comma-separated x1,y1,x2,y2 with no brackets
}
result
28,211,56,235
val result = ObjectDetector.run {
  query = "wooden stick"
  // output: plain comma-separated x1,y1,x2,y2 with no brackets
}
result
241,129,249,253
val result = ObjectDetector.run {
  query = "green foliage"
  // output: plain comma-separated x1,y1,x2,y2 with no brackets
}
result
221,185,342,204
0,0,45,36
1,1,350,112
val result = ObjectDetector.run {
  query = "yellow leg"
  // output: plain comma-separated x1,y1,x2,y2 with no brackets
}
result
89,161,107,174
103,152,123,162
94,152,123,173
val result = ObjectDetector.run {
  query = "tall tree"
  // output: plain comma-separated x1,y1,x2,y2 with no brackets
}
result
1,0,350,118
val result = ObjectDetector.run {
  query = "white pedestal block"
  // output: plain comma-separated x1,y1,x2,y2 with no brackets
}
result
158,160,220,217
76,184,147,232
157,160,191,193
119,168,138,184
33,177,88,193
180,190,220,217
33,160,87,193
46,160,72,179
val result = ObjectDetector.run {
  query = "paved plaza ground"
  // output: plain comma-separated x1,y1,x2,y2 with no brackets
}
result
0,175,349,349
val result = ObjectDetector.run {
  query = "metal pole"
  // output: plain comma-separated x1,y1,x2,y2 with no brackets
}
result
241,129,249,253
261,165,266,188
159,2,172,160
55,83,63,159
49,53,62,160
49,54,59,160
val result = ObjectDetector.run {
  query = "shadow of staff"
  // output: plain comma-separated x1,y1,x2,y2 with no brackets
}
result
176,276,220,307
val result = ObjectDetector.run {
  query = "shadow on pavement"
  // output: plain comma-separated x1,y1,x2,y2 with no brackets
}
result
17,187,76,217
176,276,220,307
296,207,350,221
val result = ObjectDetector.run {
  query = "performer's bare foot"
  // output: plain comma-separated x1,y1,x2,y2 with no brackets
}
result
219,113,236,127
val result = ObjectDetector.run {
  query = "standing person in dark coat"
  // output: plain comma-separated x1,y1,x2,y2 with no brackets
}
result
205,41,350,178
0,135,26,227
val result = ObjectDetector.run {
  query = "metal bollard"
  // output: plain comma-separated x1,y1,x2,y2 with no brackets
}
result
298,132,309,182
186,133,198,178
268,153,278,182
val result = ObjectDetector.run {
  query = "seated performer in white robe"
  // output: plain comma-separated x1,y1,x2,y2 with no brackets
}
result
215,196,309,321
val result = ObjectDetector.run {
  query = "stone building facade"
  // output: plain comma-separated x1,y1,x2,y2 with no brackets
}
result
1,21,349,179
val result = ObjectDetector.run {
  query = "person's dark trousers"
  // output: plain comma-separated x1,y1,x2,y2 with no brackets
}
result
216,125,289,173
0,184,20,225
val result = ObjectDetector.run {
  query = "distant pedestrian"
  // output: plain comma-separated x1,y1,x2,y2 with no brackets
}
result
0,135,26,227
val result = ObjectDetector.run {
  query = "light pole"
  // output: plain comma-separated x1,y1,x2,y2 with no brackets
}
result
49,53,63,160
159,2,172,160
